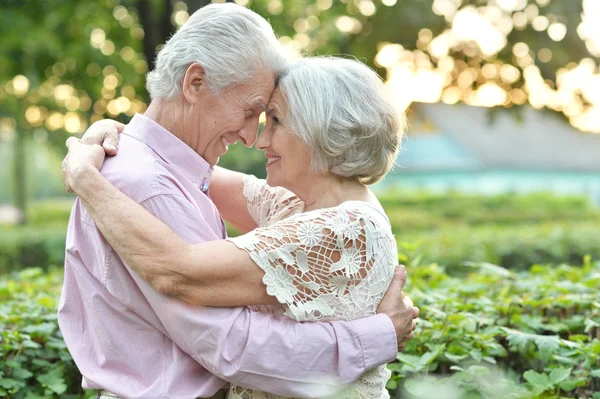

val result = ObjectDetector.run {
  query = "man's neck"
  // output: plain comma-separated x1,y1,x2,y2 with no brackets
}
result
144,98,186,143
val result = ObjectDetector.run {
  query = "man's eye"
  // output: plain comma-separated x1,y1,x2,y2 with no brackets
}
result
272,116,280,124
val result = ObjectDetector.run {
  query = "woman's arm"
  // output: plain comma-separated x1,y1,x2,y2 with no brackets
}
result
62,139,277,307
75,120,260,234
210,166,258,233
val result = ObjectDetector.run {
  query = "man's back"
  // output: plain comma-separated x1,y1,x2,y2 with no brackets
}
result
58,115,226,397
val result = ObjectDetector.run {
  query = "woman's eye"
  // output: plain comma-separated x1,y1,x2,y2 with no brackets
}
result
272,116,280,124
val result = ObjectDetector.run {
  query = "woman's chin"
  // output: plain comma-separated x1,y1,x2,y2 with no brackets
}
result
265,173,281,188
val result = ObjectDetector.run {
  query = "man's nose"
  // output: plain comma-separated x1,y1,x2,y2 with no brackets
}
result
255,126,270,151
238,116,260,148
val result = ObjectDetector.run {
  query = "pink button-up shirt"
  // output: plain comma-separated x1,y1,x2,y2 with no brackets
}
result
58,114,397,398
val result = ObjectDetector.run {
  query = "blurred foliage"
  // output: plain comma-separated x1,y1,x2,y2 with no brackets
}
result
1,0,599,220
3,192,596,275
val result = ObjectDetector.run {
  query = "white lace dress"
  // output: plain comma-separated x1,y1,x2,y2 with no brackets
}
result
226,176,397,399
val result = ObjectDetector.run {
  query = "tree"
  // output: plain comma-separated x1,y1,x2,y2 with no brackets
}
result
1,0,598,222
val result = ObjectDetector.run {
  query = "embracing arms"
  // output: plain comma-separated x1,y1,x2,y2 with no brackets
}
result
63,154,275,307
65,120,419,345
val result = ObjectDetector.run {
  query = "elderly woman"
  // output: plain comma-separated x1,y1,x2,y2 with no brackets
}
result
63,57,411,398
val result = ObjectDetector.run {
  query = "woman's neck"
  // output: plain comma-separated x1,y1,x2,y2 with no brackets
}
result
296,173,368,212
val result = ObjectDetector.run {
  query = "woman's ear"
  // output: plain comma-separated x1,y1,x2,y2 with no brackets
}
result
181,63,207,105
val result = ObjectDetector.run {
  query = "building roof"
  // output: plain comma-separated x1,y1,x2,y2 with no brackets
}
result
395,102,600,172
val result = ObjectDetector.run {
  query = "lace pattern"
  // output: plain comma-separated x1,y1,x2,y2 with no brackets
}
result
227,175,395,398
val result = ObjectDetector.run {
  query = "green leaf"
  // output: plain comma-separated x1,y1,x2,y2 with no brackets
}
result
559,380,577,391
419,344,446,368
396,353,421,367
591,369,600,378
11,368,33,380
523,370,552,390
36,367,67,395
469,349,482,363
444,353,469,363
386,379,398,390
0,378,20,389
549,368,572,384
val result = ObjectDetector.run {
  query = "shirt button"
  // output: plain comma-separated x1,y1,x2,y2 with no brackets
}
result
201,182,209,192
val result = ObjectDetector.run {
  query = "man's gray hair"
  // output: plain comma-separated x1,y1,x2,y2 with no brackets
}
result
279,57,406,185
146,3,288,99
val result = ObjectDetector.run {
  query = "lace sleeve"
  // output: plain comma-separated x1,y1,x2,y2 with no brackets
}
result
241,175,303,227
227,205,396,321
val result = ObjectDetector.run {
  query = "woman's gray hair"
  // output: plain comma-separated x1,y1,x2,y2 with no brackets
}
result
146,3,288,99
279,57,406,185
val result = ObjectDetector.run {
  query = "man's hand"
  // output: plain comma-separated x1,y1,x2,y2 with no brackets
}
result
377,265,419,352
80,119,125,156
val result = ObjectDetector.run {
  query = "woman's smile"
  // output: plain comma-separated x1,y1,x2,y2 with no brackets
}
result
266,154,281,167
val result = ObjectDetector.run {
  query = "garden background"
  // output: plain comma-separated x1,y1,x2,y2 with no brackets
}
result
0,0,599,398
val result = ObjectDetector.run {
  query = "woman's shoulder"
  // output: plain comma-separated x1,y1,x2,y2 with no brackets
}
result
242,175,304,226
299,200,391,227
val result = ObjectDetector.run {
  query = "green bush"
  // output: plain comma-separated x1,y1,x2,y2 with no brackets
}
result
3,192,599,274
381,191,600,232
397,222,600,270
1,257,598,398
389,255,600,399
0,268,90,399
0,225,67,274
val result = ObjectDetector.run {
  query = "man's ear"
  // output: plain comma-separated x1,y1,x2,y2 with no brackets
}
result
181,63,207,104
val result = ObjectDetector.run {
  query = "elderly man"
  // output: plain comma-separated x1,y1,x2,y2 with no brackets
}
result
58,4,417,398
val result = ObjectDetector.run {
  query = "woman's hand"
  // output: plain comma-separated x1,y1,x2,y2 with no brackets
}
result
61,138,107,193
80,119,125,156
61,119,125,193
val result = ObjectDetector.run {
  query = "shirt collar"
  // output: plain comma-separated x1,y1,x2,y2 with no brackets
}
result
122,113,213,191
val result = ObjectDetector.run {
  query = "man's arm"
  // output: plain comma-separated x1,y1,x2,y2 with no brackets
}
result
118,193,398,397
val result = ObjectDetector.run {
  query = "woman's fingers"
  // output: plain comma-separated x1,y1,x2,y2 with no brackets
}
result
79,119,123,156
102,133,119,156
114,121,126,132
66,136,80,149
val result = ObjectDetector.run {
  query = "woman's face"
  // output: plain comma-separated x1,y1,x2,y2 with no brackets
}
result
256,87,312,190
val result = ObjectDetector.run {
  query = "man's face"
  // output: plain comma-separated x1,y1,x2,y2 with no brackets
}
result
182,68,276,165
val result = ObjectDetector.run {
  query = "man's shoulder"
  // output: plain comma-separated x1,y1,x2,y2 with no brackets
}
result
100,134,175,203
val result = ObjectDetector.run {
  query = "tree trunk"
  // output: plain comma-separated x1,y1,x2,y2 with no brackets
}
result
184,0,211,16
137,0,161,71
13,131,27,225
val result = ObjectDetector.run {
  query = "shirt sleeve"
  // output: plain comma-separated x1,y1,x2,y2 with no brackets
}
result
122,193,398,397
241,175,301,227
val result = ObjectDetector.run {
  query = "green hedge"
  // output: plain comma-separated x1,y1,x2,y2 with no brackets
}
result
0,225,67,274
396,222,600,270
381,191,600,232
1,259,598,398
3,193,599,274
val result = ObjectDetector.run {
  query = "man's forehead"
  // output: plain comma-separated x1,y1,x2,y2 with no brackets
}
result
254,99,267,111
